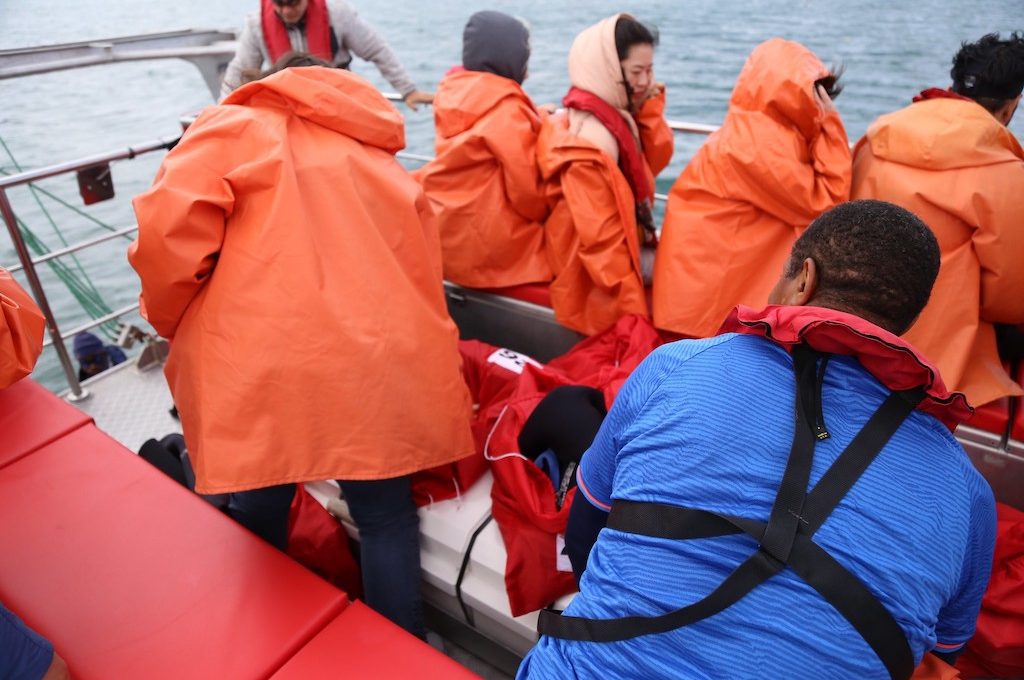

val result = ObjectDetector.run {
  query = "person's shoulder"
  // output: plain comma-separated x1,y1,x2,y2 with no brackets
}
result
649,332,757,367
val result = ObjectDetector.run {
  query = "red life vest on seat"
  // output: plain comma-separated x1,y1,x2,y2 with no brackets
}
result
260,0,333,63
487,315,662,616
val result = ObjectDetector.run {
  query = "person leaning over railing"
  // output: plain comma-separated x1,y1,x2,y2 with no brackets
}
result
522,201,995,680
653,38,851,340
220,0,433,110
0,267,70,679
413,11,552,289
851,32,1024,408
538,13,673,337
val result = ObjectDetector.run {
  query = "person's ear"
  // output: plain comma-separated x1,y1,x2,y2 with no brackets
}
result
786,257,819,306
996,95,1021,126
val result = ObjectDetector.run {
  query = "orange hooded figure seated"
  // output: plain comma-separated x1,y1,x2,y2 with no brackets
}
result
129,66,474,495
653,38,851,339
851,32,1024,407
539,13,673,337
414,11,552,289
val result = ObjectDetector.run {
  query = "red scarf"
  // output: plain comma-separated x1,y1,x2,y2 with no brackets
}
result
912,88,974,104
260,0,333,64
720,304,973,429
562,86,655,241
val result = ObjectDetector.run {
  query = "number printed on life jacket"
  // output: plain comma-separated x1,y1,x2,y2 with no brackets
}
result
487,348,541,375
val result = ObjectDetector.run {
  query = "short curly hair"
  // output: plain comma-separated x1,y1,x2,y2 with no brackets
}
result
785,200,940,335
951,32,1024,112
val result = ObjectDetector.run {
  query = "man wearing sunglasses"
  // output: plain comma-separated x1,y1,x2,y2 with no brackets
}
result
221,0,433,110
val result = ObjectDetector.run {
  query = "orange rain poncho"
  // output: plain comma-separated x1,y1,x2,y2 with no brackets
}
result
129,67,474,494
852,96,1024,406
539,14,673,336
414,69,551,288
0,267,44,389
653,39,851,338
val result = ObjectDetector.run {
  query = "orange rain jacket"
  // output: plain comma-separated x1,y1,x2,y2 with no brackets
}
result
130,67,474,494
852,97,1024,407
653,39,851,338
414,69,551,288
539,14,673,337
0,267,44,389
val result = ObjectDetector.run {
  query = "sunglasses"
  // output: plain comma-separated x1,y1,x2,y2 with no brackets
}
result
272,0,302,6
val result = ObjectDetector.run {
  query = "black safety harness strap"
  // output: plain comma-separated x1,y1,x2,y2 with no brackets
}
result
536,346,925,680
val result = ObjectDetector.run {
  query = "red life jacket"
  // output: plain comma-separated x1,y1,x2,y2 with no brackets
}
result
720,305,973,429
286,485,361,598
486,315,662,616
260,0,333,63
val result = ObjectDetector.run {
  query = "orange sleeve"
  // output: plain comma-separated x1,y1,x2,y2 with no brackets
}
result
481,101,549,223
0,267,45,389
727,109,851,227
637,89,674,176
970,162,1024,324
805,110,853,214
128,112,243,339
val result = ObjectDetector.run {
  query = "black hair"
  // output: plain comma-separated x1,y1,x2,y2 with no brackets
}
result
240,51,332,84
614,15,658,61
785,200,940,335
950,32,1024,112
814,64,845,100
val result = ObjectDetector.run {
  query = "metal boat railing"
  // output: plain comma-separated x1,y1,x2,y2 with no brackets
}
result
0,137,179,400
0,100,716,400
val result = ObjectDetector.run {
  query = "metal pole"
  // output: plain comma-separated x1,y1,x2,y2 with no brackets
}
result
0,188,89,400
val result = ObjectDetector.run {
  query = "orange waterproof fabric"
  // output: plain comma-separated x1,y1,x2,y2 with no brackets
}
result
852,97,1024,406
129,67,474,494
653,39,851,338
539,96,670,336
0,267,44,389
414,69,550,288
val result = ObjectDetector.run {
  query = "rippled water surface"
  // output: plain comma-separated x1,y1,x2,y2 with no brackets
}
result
1,0,1021,388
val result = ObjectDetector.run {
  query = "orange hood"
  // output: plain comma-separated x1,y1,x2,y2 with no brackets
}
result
434,69,534,139
863,97,1024,171
730,38,831,140
222,66,405,153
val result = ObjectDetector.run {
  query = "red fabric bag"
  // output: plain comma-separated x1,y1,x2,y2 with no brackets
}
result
286,485,362,599
487,315,663,615
957,502,1024,678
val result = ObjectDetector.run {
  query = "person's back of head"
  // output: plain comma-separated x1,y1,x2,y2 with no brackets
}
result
950,32,1024,125
770,200,940,336
462,11,531,85
241,51,332,85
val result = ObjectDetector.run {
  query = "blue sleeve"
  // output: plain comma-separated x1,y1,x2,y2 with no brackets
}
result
933,479,997,651
0,602,54,680
576,342,690,510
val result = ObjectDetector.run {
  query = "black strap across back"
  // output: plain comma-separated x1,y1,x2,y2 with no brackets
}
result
536,344,926,680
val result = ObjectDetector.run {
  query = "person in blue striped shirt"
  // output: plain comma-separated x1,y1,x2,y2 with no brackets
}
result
520,200,996,679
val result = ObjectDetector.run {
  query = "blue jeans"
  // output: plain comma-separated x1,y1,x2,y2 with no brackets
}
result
227,476,424,637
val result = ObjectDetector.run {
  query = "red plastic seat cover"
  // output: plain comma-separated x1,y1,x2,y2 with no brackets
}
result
271,600,479,679
0,379,92,469
0,425,347,679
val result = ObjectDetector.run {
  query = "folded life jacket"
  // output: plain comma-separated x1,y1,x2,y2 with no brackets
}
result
538,344,925,680
287,485,361,599
488,315,662,616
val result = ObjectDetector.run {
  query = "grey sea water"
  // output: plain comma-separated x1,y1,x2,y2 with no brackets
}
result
1,0,1021,390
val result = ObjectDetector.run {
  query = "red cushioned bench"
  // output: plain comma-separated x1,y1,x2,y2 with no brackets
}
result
272,600,479,679
0,423,348,679
0,380,485,679
0,378,92,469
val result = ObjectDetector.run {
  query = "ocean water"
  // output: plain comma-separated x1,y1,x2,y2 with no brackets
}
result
1,0,1022,390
